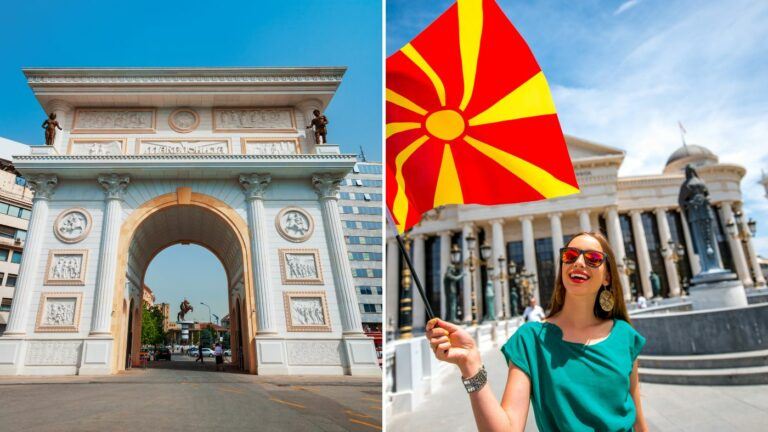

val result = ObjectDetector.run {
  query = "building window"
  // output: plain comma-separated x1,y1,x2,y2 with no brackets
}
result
641,212,669,297
0,249,8,261
6,274,17,287
15,229,26,242
0,298,11,312
0,226,14,239
534,237,555,309
340,192,351,200
10,251,22,264
363,193,371,201
375,286,383,295
354,179,363,187
19,209,31,220
359,286,373,295
344,220,358,229
362,304,376,313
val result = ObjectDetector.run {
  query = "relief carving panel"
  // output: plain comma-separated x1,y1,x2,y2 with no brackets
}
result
54,208,92,244
283,291,331,332
68,139,125,155
35,292,83,333
44,250,88,286
213,108,295,131
73,109,155,133
275,207,314,242
279,249,323,285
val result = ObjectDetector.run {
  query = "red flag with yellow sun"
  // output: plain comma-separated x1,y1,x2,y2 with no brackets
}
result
386,0,580,234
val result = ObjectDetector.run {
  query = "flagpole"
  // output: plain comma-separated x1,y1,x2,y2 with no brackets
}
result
386,212,436,321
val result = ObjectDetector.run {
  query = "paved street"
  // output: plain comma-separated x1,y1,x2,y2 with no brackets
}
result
0,355,382,431
388,346,768,432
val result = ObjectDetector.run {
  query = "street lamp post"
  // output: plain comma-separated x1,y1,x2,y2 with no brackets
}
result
200,302,212,324
465,234,478,325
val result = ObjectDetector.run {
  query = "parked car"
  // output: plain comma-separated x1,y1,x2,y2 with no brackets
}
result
200,348,215,357
223,349,231,357
155,347,171,361
187,348,199,357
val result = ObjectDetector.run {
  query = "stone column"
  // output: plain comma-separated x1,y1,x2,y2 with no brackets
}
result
605,207,631,301
629,210,653,299
313,174,364,334
578,209,591,233
239,174,277,334
720,202,754,287
90,174,130,334
490,219,505,318
549,213,564,264
438,231,452,318
654,208,681,297
678,210,702,275
461,223,474,324
4,175,57,335
740,215,766,287
519,216,539,303
45,99,73,153
386,238,400,330
411,234,426,331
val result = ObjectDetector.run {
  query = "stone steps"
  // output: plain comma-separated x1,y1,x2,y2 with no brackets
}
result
639,365,768,385
638,349,768,369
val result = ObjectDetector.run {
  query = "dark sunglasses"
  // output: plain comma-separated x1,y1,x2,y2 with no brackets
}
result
559,247,607,268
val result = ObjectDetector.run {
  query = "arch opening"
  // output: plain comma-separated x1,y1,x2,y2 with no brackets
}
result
112,192,257,374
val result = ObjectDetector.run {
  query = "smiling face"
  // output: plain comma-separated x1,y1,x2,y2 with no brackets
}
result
561,234,611,298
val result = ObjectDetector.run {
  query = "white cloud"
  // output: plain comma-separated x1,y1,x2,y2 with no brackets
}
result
614,0,642,16
550,0,768,255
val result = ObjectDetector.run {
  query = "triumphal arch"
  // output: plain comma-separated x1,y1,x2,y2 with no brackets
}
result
0,67,379,376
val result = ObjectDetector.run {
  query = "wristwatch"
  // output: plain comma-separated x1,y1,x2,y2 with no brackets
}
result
462,365,487,393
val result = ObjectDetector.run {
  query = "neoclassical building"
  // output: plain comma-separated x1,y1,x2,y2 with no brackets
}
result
387,137,766,333
0,67,378,376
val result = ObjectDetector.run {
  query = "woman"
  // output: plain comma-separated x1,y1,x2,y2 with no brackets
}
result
427,232,648,431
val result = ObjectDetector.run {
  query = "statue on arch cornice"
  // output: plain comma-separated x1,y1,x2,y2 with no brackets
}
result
42,112,62,146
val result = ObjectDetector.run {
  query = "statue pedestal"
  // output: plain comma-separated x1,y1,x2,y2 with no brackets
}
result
689,270,747,310
177,320,194,344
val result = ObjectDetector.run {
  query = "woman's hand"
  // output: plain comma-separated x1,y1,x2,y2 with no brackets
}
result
426,318,482,377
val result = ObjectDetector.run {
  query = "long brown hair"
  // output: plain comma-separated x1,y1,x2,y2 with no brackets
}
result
546,231,632,323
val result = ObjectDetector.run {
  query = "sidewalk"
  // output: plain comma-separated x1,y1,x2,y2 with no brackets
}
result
388,344,768,431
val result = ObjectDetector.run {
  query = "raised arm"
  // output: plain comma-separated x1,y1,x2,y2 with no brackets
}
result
630,360,648,432
427,319,530,432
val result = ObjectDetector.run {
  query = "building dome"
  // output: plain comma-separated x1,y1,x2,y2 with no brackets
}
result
663,143,719,174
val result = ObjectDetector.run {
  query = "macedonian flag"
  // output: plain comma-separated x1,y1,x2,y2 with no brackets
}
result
386,0,580,234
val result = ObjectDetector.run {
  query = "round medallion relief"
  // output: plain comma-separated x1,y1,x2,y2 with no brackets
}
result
275,207,314,243
168,108,200,133
54,208,92,244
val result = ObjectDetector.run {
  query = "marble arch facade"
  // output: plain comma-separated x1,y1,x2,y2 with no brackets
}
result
0,67,379,376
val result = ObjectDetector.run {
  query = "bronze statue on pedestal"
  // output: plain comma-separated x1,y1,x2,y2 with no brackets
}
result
177,299,193,322
42,112,62,146
306,109,329,144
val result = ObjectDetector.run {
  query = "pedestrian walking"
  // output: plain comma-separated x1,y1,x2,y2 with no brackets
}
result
426,232,648,432
214,343,224,371
196,342,204,363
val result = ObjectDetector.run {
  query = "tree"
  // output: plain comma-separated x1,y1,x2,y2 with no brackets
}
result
141,304,166,347
200,324,215,348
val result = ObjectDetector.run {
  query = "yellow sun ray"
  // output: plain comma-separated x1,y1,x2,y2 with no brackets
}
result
458,0,483,111
401,43,446,107
393,135,430,232
386,122,422,139
464,135,579,198
468,72,556,127
386,88,428,116
433,144,464,207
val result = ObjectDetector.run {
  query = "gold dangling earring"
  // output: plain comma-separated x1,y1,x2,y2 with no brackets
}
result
599,285,615,312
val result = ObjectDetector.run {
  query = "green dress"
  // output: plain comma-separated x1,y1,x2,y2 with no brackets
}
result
501,319,646,432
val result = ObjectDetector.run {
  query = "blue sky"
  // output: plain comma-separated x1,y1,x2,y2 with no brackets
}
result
0,0,382,323
388,0,768,256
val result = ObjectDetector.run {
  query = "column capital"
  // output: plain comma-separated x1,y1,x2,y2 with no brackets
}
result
45,99,74,114
547,212,562,220
98,174,130,200
437,230,453,237
27,174,58,200
519,215,534,222
653,207,669,215
312,173,343,199
628,209,643,217
462,222,475,231
577,209,591,215
239,173,272,200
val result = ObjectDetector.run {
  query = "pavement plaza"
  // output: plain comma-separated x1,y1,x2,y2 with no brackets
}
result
0,355,382,431
388,345,768,432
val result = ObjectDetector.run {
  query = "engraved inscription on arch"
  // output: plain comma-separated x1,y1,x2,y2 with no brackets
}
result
138,139,230,155
25,341,81,365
